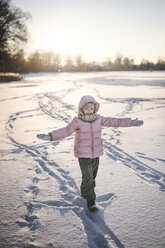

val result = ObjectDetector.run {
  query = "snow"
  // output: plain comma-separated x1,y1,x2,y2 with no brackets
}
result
0,71,165,248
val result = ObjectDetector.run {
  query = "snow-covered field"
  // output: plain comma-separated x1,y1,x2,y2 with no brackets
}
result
0,71,165,248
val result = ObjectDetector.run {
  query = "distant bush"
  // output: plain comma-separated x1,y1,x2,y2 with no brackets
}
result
0,73,23,82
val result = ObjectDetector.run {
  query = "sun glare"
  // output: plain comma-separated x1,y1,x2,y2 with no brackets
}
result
42,30,74,53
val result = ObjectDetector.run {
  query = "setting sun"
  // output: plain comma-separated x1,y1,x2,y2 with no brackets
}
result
12,0,165,63
41,29,74,53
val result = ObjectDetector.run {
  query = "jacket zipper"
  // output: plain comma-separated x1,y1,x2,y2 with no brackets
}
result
91,123,94,158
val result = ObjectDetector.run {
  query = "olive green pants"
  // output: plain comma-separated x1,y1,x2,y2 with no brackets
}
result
78,157,99,205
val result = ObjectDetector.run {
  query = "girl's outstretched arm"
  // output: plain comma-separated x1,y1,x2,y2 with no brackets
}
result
36,117,78,141
49,117,78,141
101,116,132,127
101,116,144,127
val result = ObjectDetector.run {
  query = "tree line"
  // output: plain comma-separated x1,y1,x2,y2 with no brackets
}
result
2,49,165,73
0,0,165,74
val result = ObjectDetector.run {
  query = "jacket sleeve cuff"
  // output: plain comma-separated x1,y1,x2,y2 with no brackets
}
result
48,132,53,141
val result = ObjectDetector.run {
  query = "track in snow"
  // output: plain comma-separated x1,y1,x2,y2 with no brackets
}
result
3,82,165,248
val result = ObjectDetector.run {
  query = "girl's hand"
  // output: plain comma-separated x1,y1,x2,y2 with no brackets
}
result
36,134,51,141
131,118,144,126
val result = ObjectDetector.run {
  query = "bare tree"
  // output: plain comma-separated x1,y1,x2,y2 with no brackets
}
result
0,0,31,51
52,52,61,71
27,51,43,72
123,57,134,70
65,55,74,66
114,53,123,70
75,55,87,71
39,51,62,71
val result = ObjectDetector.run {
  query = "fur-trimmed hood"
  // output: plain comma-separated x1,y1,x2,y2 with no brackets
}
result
78,95,100,114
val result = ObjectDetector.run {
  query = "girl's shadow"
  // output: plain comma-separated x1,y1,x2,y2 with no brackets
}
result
72,193,125,248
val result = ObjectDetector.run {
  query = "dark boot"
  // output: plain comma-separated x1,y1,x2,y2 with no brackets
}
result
87,201,98,212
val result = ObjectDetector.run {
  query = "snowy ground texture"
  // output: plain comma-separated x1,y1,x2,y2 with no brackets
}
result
0,71,165,248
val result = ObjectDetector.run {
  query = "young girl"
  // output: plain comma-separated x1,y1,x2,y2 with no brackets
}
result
37,95,143,212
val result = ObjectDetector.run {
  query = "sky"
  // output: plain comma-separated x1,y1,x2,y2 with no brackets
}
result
12,0,165,64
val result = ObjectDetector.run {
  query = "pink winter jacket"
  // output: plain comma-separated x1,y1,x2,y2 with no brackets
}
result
49,95,132,158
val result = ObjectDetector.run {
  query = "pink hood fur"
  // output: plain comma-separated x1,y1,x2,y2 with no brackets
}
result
78,95,100,114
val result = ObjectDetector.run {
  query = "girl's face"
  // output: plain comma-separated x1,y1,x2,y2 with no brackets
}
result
83,108,94,115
